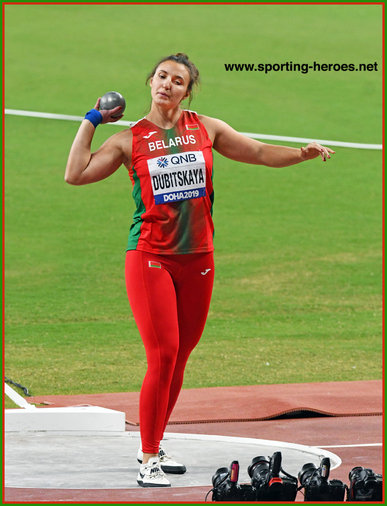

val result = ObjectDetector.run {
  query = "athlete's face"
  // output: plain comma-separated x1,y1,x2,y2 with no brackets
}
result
150,61,190,108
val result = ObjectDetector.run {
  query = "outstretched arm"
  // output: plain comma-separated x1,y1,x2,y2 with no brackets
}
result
65,99,131,185
200,116,335,167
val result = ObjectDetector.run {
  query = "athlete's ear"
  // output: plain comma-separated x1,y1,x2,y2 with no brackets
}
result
149,77,153,87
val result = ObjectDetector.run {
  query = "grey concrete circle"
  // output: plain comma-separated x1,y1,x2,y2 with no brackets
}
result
5,431,341,489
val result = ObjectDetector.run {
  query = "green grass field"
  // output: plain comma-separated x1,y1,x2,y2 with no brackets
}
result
4,4,383,402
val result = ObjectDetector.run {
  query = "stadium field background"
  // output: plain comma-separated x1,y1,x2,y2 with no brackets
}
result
4,3,383,401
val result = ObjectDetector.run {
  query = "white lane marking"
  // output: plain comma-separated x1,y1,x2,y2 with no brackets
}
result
319,443,382,448
5,109,382,150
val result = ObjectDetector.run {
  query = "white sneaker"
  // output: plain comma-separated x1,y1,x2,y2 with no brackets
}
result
137,457,171,487
137,446,187,474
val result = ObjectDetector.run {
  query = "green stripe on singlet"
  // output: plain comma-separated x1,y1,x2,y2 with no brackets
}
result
126,165,146,250
165,126,192,253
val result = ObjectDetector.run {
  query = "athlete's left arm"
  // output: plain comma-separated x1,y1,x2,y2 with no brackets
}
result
199,116,335,167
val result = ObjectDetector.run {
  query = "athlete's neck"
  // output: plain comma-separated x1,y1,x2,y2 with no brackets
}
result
146,104,183,130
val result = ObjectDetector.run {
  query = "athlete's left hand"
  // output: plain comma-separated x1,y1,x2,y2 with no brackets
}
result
94,98,124,124
301,142,335,162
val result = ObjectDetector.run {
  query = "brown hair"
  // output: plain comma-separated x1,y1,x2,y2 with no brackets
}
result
146,53,200,106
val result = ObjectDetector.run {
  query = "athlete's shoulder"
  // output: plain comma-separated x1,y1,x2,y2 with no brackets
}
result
196,114,229,141
108,128,133,148
197,114,226,126
101,127,132,147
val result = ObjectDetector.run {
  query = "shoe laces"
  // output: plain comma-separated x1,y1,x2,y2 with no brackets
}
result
147,461,165,478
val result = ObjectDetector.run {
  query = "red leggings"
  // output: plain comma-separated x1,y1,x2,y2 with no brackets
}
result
125,250,214,453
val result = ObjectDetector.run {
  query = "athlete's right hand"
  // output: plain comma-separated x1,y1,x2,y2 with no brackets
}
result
94,98,124,123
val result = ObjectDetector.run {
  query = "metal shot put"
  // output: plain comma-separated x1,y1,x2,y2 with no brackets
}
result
99,91,126,118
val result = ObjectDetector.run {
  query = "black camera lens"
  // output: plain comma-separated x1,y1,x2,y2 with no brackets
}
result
210,461,248,502
299,459,346,502
212,467,229,488
348,467,383,501
349,466,372,485
349,466,363,480
349,466,378,491
298,462,318,486
247,456,269,478
249,454,280,487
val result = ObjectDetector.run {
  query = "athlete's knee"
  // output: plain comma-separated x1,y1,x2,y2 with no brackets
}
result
145,343,179,391
146,341,179,370
160,341,179,367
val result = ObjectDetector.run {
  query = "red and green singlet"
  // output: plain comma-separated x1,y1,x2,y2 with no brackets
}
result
127,110,214,254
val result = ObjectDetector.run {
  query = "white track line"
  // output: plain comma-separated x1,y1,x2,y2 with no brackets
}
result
319,443,382,448
242,132,382,150
4,383,36,410
5,108,382,150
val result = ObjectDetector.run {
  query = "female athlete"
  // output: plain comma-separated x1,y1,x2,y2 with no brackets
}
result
65,53,334,487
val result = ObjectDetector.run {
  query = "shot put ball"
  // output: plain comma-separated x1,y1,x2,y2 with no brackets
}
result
99,91,126,117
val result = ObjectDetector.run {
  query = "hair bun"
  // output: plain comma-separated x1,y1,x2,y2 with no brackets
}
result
175,52,189,60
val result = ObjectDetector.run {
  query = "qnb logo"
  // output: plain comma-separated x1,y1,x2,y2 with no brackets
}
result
170,153,197,165
157,157,169,168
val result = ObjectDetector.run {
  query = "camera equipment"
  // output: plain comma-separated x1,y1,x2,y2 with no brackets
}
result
298,457,346,501
247,451,298,501
209,452,297,502
347,466,383,501
207,450,383,502
210,460,255,502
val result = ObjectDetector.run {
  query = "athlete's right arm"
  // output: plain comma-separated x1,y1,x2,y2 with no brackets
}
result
65,119,132,186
